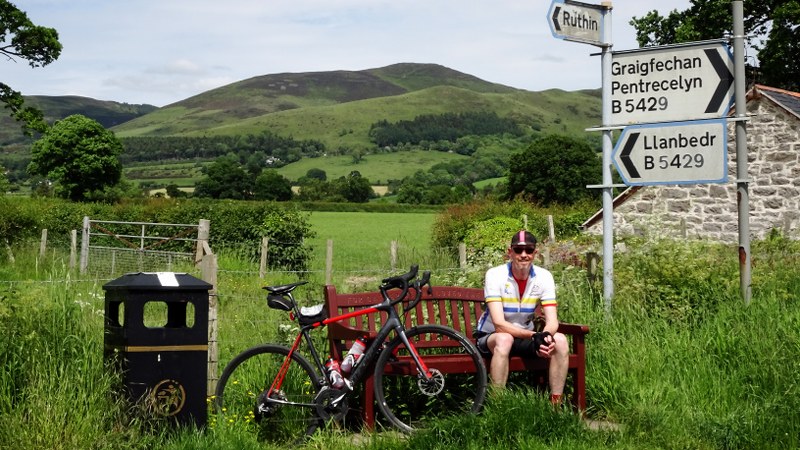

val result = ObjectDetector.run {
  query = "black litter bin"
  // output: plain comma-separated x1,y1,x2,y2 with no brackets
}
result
103,272,212,428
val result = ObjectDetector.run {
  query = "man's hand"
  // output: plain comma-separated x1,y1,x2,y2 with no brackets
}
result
532,331,554,358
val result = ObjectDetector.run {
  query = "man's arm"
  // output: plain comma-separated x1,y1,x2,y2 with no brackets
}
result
541,305,560,337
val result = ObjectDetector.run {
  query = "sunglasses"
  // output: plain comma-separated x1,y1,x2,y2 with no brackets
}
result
512,246,536,255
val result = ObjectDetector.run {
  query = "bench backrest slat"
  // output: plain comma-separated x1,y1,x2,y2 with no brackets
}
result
325,285,486,348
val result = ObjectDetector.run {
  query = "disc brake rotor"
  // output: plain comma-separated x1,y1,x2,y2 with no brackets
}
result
418,368,445,396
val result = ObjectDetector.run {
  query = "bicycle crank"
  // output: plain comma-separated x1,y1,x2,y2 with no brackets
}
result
314,387,349,421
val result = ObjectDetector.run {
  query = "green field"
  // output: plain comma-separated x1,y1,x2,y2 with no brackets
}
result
122,150,466,188
307,210,441,275
278,149,467,184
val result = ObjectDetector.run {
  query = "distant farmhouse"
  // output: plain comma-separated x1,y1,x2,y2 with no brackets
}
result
583,85,800,242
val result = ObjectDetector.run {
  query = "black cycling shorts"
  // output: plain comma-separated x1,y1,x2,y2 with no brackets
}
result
475,332,542,358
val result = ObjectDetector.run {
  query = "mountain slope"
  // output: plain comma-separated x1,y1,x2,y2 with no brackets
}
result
111,63,601,150
0,96,156,147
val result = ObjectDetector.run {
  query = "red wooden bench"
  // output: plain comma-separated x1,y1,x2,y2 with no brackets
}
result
324,284,590,428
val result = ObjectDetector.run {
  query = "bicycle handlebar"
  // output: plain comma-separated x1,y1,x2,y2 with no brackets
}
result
379,265,433,312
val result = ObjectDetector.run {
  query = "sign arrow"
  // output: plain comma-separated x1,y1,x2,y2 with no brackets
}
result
552,6,562,32
619,132,641,178
704,48,734,114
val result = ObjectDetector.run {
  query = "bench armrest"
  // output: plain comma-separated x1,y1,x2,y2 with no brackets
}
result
557,322,590,336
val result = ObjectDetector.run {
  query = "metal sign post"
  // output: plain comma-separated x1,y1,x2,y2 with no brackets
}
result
548,0,615,310
732,1,751,305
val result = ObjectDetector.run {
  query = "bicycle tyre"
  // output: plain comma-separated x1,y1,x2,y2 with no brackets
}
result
373,324,488,432
214,344,323,443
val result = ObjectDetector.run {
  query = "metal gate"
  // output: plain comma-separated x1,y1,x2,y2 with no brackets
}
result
79,217,210,276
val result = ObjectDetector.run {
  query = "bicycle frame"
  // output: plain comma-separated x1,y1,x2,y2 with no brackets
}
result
267,288,433,407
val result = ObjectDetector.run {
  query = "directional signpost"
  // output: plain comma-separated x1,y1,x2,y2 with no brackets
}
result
611,41,734,125
612,119,728,185
547,0,605,46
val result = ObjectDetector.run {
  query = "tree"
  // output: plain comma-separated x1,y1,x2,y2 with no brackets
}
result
193,155,252,199
332,171,373,203
506,134,601,206
165,183,187,198
254,169,293,201
1,1,62,134
630,1,800,91
28,114,123,202
305,168,327,181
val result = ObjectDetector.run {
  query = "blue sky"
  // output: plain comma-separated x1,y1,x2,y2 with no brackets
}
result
5,0,693,107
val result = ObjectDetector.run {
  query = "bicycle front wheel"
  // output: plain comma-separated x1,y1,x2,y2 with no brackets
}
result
214,344,323,443
374,324,488,432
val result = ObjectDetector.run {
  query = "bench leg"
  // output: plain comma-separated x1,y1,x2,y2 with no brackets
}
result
361,374,375,428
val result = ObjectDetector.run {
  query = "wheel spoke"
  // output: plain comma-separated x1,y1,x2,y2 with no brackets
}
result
215,345,322,443
374,325,487,432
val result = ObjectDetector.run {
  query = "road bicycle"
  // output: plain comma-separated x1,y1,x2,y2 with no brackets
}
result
214,266,487,442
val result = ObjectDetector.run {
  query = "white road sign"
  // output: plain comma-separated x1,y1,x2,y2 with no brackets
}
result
612,119,728,186
547,0,606,46
611,41,734,125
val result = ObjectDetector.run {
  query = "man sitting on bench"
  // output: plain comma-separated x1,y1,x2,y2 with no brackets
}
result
474,230,569,406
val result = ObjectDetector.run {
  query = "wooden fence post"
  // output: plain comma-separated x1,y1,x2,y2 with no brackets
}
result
459,243,467,269
586,252,599,283
196,219,210,264
390,240,398,271
259,237,269,279
39,229,47,258
201,253,218,396
70,230,77,269
80,216,89,273
547,215,555,242
325,240,333,286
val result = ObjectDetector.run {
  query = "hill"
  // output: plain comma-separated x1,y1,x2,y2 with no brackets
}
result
1,63,601,189
111,63,600,149
0,96,156,147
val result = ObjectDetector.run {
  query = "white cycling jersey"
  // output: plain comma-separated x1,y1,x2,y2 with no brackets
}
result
476,262,557,334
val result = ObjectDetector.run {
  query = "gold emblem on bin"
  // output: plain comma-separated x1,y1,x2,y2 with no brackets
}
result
150,379,186,416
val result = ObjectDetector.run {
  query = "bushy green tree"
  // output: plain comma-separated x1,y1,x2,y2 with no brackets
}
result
1,1,62,134
194,155,252,199
506,134,601,206
305,168,327,181
331,171,373,203
28,115,123,202
254,169,293,201
631,0,800,91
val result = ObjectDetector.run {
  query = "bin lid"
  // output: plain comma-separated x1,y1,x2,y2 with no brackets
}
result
103,272,213,291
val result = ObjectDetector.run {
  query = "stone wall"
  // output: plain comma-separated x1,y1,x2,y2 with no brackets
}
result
586,93,800,242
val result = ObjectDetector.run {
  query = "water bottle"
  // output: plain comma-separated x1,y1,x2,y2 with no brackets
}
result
340,336,367,375
325,358,345,389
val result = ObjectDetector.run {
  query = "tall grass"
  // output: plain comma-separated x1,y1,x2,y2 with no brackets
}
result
2,234,799,449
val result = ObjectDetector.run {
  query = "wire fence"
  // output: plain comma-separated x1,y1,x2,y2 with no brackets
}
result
4,226,598,395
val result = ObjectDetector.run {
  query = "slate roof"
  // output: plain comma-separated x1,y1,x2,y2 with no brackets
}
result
755,85,800,119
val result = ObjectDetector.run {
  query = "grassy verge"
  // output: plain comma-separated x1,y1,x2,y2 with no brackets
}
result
1,236,799,449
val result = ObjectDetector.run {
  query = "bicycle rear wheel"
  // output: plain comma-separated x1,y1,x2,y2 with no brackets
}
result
214,344,323,443
374,324,488,432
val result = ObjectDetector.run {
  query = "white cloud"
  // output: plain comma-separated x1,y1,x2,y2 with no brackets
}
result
5,0,694,106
